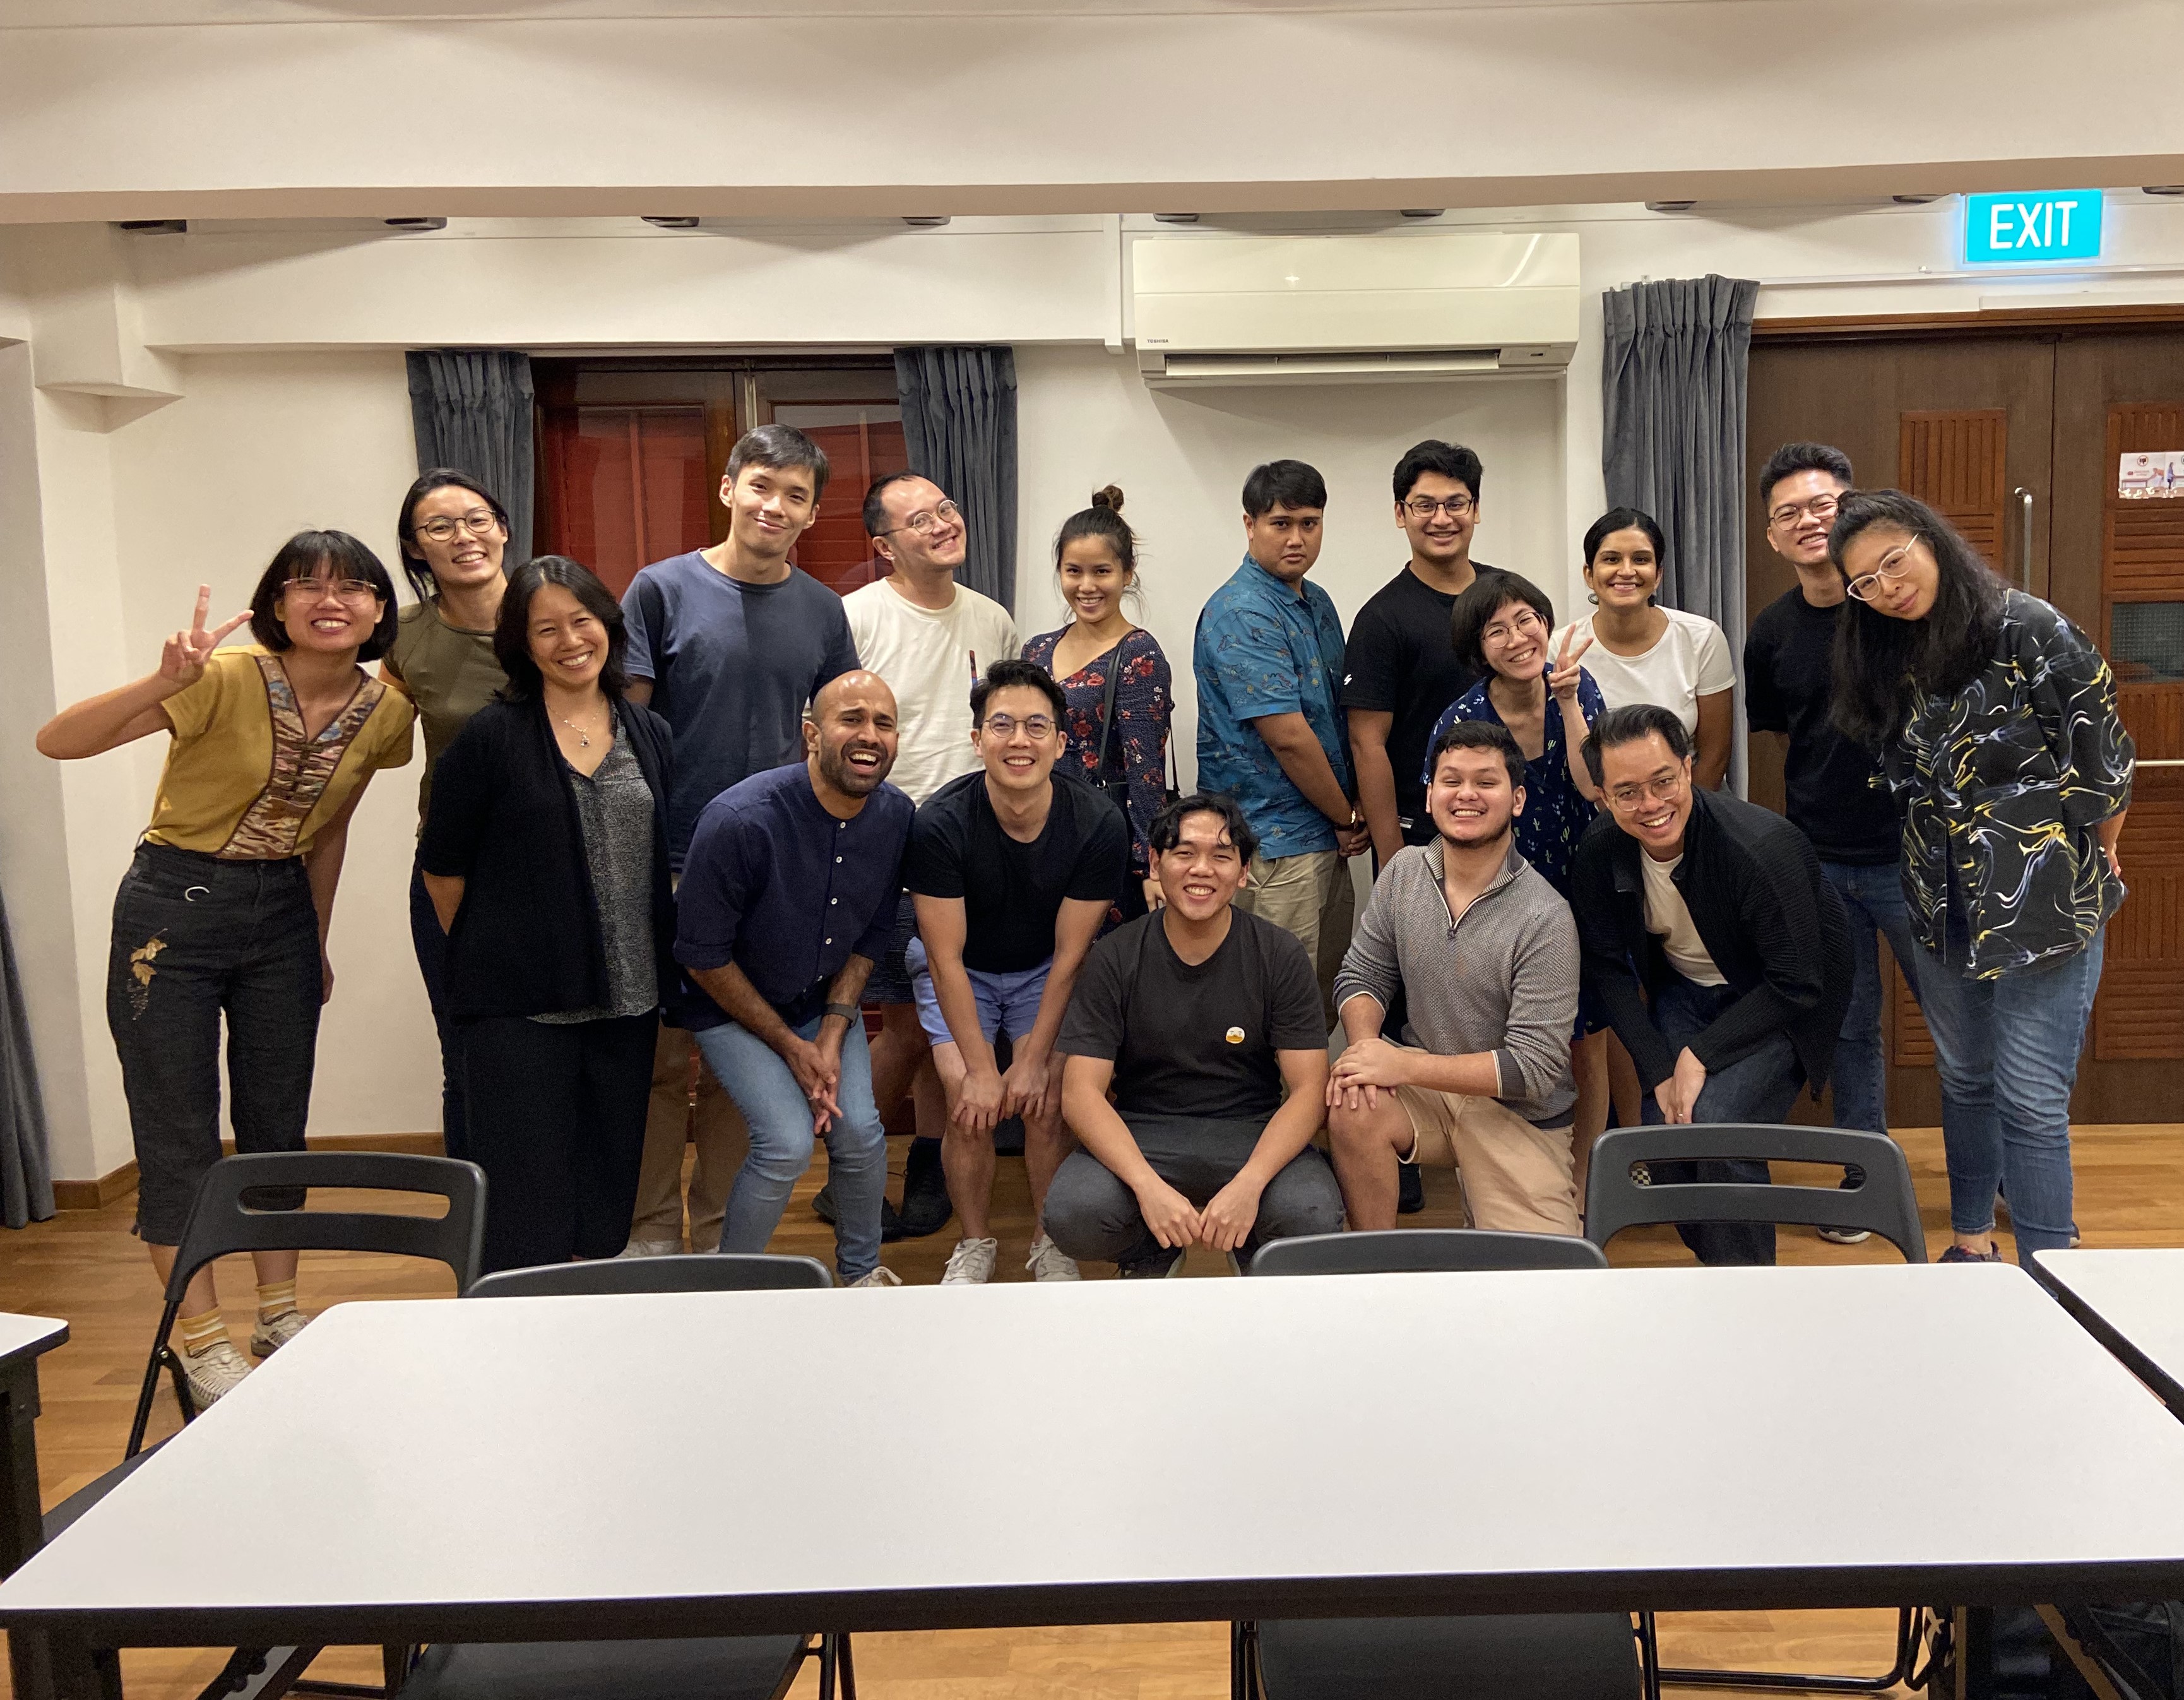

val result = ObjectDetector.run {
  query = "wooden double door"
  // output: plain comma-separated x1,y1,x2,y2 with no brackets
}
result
1747,323,2184,1126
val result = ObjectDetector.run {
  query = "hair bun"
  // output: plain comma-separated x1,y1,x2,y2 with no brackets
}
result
1091,484,1125,513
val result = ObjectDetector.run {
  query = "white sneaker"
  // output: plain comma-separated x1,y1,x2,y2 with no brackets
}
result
846,1266,902,1288
617,1237,682,1259
248,1309,308,1358
1025,1233,1081,1283
182,1338,252,1408
942,1237,999,1284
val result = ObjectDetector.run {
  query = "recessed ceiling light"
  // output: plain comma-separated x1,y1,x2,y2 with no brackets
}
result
642,216,701,229
1644,201,1697,214
901,215,952,229
113,220,186,235
1153,213,1201,225
384,218,447,231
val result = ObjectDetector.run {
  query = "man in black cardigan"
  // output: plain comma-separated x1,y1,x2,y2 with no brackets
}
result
1570,704,1851,1264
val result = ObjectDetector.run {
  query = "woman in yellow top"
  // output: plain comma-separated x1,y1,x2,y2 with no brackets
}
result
38,532,413,1409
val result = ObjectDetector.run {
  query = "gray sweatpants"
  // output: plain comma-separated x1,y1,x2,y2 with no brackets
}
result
1043,1112,1344,1271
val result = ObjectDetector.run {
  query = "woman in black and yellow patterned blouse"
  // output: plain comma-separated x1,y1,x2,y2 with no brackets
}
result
1830,490,2134,1268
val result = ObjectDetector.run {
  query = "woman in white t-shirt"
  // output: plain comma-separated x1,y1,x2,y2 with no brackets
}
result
1553,507,1735,790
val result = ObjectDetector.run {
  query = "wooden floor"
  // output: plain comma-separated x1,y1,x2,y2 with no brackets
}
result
3,1123,2178,1699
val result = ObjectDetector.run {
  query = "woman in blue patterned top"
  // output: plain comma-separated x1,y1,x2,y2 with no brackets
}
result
1022,486,1173,918
1423,570,1608,1145
1832,490,2134,1268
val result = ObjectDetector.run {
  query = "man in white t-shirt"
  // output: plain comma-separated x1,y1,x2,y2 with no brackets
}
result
842,472,1019,1236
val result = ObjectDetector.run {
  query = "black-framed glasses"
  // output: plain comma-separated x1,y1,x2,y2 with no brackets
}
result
881,499,961,537
1404,494,1475,519
1767,493,1840,530
1845,537,1921,603
413,510,503,544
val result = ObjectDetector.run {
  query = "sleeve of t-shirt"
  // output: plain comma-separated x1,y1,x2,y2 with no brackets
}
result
901,797,967,900
1743,615,1787,734
817,591,860,687
621,571,664,684
161,654,234,742
1264,925,1330,1050
367,689,417,770
1065,792,1132,903
1339,598,1400,712
1693,617,1738,696
994,607,1021,664
674,804,751,973
1208,602,1306,721
1056,932,1127,1060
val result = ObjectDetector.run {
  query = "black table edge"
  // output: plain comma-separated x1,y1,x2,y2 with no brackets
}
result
2031,1256,2184,1422
0,1323,69,1378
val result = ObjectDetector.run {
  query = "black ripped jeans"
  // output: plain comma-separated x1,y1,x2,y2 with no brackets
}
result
106,843,319,1244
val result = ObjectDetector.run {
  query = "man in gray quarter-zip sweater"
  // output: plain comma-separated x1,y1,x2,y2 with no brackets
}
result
1327,720,1582,1235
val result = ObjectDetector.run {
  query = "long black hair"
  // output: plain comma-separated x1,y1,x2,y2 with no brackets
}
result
1828,489,2005,749
494,556,630,703
395,468,512,604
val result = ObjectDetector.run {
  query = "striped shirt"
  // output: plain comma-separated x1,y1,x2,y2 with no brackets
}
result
1333,841,1579,1127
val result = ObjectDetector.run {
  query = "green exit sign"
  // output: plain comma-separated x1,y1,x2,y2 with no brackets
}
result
1965,191,2104,265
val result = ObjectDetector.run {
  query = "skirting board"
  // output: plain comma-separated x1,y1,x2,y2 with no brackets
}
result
50,1131,448,1211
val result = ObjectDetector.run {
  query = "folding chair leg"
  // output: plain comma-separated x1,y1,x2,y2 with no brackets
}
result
1230,1620,1259,1700
818,1632,838,1700
837,1632,857,1700
1651,1607,1925,1694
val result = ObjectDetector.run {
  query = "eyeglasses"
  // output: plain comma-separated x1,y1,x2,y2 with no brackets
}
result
1767,493,1840,530
882,499,961,537
286,578,383,603
1404,494,1475,519
412,510,503,544
1483,609,1546,644
980,713,1055,740
1845,537,1921,603
1605,772,1687,812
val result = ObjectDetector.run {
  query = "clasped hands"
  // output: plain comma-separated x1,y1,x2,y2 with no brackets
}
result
1134,1170,1265,1256
952,1044,1056,1134
1324,1032,1412,1113
784,1026,848,1134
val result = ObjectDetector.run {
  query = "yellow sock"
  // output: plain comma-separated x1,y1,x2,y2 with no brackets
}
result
176,1307,227,1359
255,1279,298,1324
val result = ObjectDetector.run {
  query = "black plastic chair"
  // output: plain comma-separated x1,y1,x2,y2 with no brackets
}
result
396,1251,853,1700
1238,1228,1647,1700
1586,1123,1928,1695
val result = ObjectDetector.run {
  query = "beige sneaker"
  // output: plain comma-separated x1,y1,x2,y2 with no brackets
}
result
248,1309,309,1358
1025,1233,1081,1283
182,1338,252,1408
941,1237,999,1284
617,1237,683,1259
846,1266,902,1288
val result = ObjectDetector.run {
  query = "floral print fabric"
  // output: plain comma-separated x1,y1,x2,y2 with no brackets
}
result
1423,669,1607,898
1021,625,1172,875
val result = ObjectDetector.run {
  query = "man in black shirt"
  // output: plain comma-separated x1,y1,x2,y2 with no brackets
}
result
906,658,1129,1284
1745,442,1925,1242
1343,440,1488,866
1046,793,1344,1277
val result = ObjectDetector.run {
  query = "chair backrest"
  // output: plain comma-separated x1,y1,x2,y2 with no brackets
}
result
465,1252,833,1299
1582,1123,1926,1263
1250,1228,1609,1277
167,1151,489,1297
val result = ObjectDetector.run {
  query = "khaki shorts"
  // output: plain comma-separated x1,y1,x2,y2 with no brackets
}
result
1392,1065,1581,1237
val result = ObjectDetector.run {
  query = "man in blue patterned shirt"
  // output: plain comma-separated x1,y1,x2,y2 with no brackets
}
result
1193,460,1367,1007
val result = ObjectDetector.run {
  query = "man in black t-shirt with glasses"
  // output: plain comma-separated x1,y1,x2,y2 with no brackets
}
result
1045,793,1344,1278
906,658,1129,1285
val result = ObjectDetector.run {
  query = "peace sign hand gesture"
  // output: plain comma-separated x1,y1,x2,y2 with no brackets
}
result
1547,625,1592,704
160,585,252,689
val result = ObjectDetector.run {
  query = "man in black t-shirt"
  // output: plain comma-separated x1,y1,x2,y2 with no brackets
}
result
1343,440,1489,867
906,658,1129,1284
1745,442,1925,1240
1046,793,1344,1277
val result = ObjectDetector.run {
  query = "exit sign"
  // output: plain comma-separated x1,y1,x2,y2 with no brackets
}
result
1965,191,2104,265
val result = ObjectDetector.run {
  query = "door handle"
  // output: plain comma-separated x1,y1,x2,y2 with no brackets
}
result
2012,487,2034,591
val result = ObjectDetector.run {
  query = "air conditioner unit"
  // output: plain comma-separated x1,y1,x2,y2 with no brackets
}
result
1132,232,1579,386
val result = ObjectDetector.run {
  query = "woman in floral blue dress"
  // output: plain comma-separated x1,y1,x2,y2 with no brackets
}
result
1425,569,1610,1148
1021,486,1172,918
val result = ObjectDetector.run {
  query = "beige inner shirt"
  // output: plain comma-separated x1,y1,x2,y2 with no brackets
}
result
1640,850,1728,987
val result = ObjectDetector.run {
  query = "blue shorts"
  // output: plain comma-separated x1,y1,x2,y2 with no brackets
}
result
905,937,1052,1051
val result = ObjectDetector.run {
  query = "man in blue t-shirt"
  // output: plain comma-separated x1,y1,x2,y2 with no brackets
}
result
616,424,860,1258
1193,459,1366,1014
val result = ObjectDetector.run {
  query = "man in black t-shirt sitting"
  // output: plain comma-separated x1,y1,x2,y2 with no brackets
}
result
1046,792,1344,1278
907,658,1130,1285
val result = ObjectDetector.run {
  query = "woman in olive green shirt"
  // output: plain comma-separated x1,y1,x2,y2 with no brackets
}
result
381,469,514,1160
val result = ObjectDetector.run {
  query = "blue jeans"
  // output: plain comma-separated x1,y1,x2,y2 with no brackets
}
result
409,859,468,1162
1819,859,1921,1139
1914,912,2104,1261
693,1014,887,1282
1641,973,1806,1266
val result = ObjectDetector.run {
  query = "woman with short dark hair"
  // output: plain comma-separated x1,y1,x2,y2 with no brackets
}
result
37,533,414,1405
420,557,679,1273
1831,490,2134,1264
380,468,516,1160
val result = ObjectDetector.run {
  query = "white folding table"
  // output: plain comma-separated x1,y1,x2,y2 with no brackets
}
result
2035,1247,2184,1418
6,1265,2184,1697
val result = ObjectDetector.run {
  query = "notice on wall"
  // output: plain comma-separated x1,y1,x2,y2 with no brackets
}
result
2119,451,2184,499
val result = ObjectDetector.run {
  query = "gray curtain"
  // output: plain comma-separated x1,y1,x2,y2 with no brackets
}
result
405,350,537,566
0,889,54,1228
1600,274,1760,790
894,347,1018,610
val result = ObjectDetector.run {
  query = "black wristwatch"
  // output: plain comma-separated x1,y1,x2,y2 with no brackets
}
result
822,1002,861,1025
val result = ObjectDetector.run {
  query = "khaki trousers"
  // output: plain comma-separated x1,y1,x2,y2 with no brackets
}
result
1235,848,1355,1025
627,1024,749,1252
1392,1066,1582,1237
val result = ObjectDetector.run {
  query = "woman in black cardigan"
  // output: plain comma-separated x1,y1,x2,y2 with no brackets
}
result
421,557,679,1273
